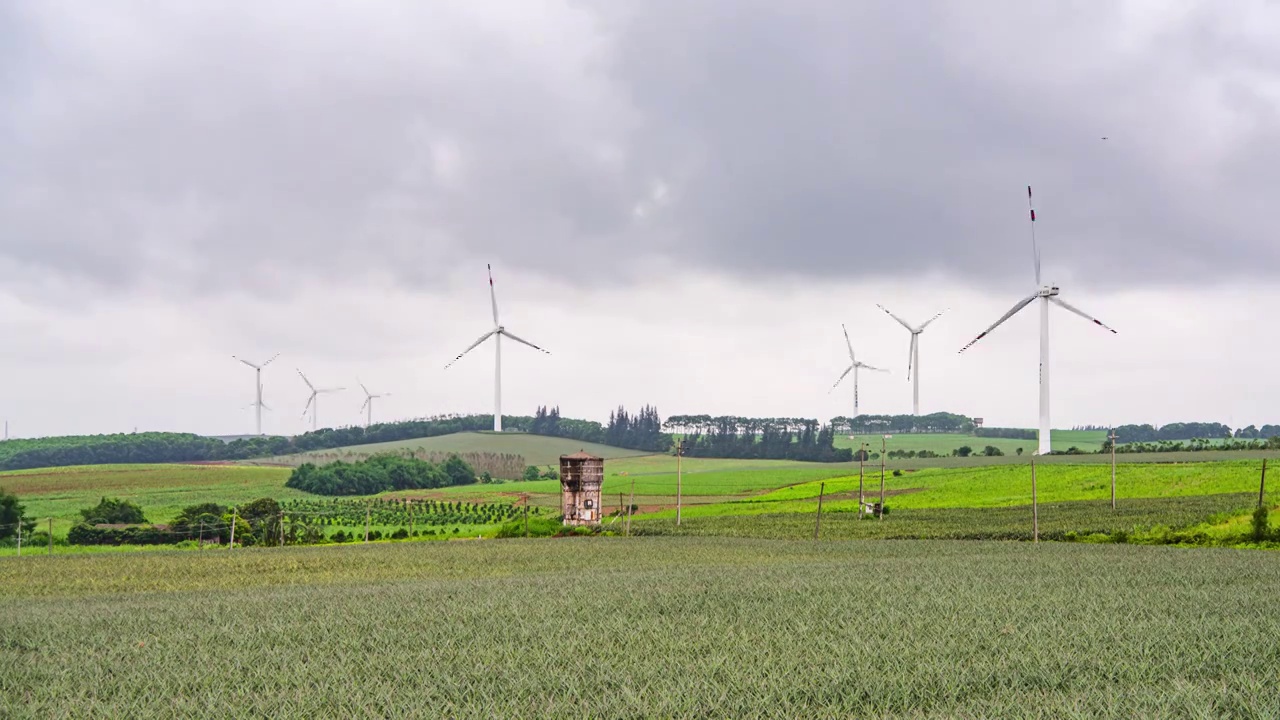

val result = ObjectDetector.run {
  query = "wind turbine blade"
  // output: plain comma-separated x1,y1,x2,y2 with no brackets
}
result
858,363,889,373
841,324,856,362
488,264,500,326
359,381,370,397
261,353,281,368
830,364,854,391
500,329,551,355
1049,296,1118,334
301,394,314,416
876,304,915,332
918,309,947,331
445,330,497,369
1028,185,1041,285
233,356,259,370
907,334,917,381
359,397,370,412
296,369,315,392
958,292,1038,353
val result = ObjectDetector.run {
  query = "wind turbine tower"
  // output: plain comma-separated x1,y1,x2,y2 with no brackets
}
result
233,353,279,436
445,264,551,432
830,324,888,418
358,381,389,428
297,369,345,431
876,305,946,416
958,186,1117,455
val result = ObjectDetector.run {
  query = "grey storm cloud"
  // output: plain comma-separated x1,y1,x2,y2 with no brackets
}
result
2,1,1278,301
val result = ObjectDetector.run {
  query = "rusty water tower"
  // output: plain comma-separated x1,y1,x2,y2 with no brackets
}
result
560,451,604,526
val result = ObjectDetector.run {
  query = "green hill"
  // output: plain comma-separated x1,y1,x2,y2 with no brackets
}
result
266,432,655,469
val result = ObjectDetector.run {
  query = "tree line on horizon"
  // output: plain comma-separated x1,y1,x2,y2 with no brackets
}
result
2,410,1279,473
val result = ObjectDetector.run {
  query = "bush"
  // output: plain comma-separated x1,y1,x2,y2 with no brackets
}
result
982,446,1004,457
495,516,564,538
391,527,409,540
331,530,350,543
954,446,973,458
892,469,902,477
1251,505,1270,542
79,497,147,525
522,465,541,482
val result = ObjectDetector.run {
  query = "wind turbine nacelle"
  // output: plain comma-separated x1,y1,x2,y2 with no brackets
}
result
1038,285,1060,297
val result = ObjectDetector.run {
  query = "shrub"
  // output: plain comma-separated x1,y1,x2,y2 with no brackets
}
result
522,465,541,482
1251,505,1270,542
892,469,902,477
954,446,973,458
391,527,409,540
331,530,350,543
982,446,1004,457
79,497,147,525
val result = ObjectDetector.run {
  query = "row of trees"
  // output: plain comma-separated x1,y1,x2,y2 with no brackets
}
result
670,417,853,462
285,454,478,496
973,427,1037,440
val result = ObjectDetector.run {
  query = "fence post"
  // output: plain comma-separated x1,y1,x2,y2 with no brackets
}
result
229,508,237,549
48,518,53,556
813,482,825,540
1260,459,1268,509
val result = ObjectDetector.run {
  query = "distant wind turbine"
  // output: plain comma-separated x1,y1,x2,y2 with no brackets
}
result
876,305,946,416
233,354,279,435
297,369,344,431
830,324,888,418
444,264,551,432
958,186,1117,455
358,380,389,428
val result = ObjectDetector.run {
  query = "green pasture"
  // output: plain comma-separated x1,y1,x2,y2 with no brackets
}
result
832,429,1107,455
3,538,1279,717
0,464,298,538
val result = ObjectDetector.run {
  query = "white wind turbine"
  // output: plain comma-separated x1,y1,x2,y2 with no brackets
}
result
958,186,1117,455
297,369,344,431
444,264,551,432
876,305,946,416
830,324,888,418
233,353,279,436
358,381,389,428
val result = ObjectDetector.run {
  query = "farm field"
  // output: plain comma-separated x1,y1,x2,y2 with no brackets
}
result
832,429,1107,455
2,538,1278,717
632,493,1262,541
0,464,297,538
263,431,649,469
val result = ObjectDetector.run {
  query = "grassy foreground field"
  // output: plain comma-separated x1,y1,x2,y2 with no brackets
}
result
3,538,1278,718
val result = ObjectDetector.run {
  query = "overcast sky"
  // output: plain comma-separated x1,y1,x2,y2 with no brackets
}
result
2,1,1278,438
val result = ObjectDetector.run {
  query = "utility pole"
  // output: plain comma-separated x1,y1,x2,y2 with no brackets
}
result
1031,457,1039,543
1110,428,1118,510
364,503,371,543
278,511,284,547
878,435,888,520
858,441,866,519
48,518,53,555
523,505,529,538
15,522,21,556
813,482,825,540
626,475,636,537
1260,458,1268,509
229,508,237,549
199,520,205,550
409,502,415,539
675,439,684,527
